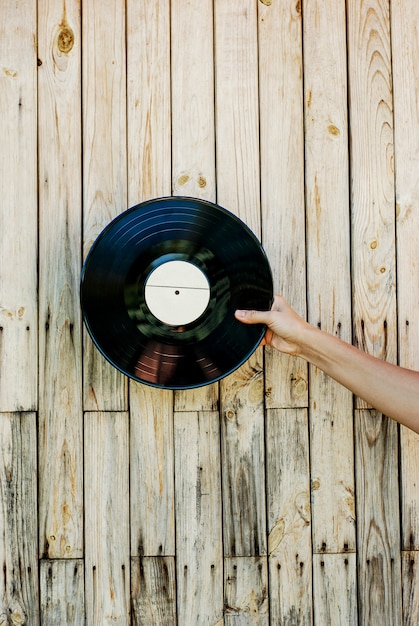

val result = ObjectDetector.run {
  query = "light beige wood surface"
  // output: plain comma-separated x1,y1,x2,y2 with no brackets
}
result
0,0,38,412
391,0,419,562
2,1,419,623
303,0,355,561
82,0,127,411
37,0,83,561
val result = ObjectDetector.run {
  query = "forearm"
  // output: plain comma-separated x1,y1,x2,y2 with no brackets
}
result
299,325,419,433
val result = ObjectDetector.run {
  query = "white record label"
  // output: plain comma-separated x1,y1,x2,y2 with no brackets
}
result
145,260,210,326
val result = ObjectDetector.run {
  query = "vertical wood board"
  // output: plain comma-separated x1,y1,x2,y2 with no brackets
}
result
84,412,130,625
0,0,38,412
82,0,127,411
171,0,218,413
266,409,312,625
131,557,177,626
174,411,223,625
303,0,355,554
40,560,85,625
258,0,308,409
391,0,419,551
0,413,39,625
37,0,83,560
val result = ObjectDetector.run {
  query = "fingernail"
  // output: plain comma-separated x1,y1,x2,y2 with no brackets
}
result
235,310,246,318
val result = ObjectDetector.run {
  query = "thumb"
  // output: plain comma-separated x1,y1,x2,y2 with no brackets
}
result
235,308,270,325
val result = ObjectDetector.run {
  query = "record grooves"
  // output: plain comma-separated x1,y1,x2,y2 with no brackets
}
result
80,196,273,389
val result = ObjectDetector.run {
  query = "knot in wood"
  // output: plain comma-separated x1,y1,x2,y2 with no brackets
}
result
58,27,75,54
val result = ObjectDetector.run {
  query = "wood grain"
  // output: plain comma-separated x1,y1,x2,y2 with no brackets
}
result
131,557,176,626
82,0,127,411
391,0,419,552
0,0,37,412
313,554,357,626
355,409,402,625
266,409,312,624
37,0,83,560
40,560,85,625
221,356,267,557
258,0,308,410
171,0,219,413
84,412,130,625
402,551,419,626
347,0,397,379
0,413,38,625
303,0,355,554
224,557,269,625
174,411,223,624
130,384,175,556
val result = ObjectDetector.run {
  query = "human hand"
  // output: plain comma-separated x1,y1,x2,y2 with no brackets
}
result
235,295,310,356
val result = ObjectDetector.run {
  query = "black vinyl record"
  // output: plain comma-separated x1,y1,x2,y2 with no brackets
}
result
80,196,273,389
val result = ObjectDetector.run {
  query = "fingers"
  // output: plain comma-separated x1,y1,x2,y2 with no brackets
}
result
234,308,271,325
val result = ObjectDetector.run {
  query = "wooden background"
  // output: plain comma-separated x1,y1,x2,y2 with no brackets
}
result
1,0,419,624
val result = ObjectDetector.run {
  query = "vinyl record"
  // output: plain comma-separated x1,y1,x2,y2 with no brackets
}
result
80,196,273,390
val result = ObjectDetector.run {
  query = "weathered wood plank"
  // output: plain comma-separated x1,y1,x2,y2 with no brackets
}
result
171,0,218,413
37,0,83,561
0,413,38,625
355,409,402,626
0,0,37,412
126,0,175,562
131,557,176,626
174,411,223,624
401,551,419,626
215,0,267,559
266,409,312,625
347,0,397,391
84,412,130,625
313,554,357,626
258,0,308,410
126,0,171,203
224,557,269,624
303,0,355,554
221,358,267,557
130,384,175,556
40,560,85,625
391,0,419,551
82,0,127,411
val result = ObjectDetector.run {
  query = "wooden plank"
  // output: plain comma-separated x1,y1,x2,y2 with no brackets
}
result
82,0,127,411
174,411,223,624
130,384,175,556
303,0,355,554
0,413,38,625
347,0,397,392
391,0,419,551
126,0,175,561
215,0,266,559
258,0,308,410
131,557,176,626
224,557,269,624
0,0,37,412
37,0,83,561
313,554,357,626
84,412,130,624
266,409,312,624
40,560,85,625
401,551,419,626
221,357,267,557
171,0,218,413
355,409,402,626
126,0,171,203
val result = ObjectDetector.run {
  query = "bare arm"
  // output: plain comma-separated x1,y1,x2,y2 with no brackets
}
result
235,295,419,434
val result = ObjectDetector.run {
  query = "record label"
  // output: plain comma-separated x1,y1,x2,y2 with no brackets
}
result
80,196,273,390
144,260,210,326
